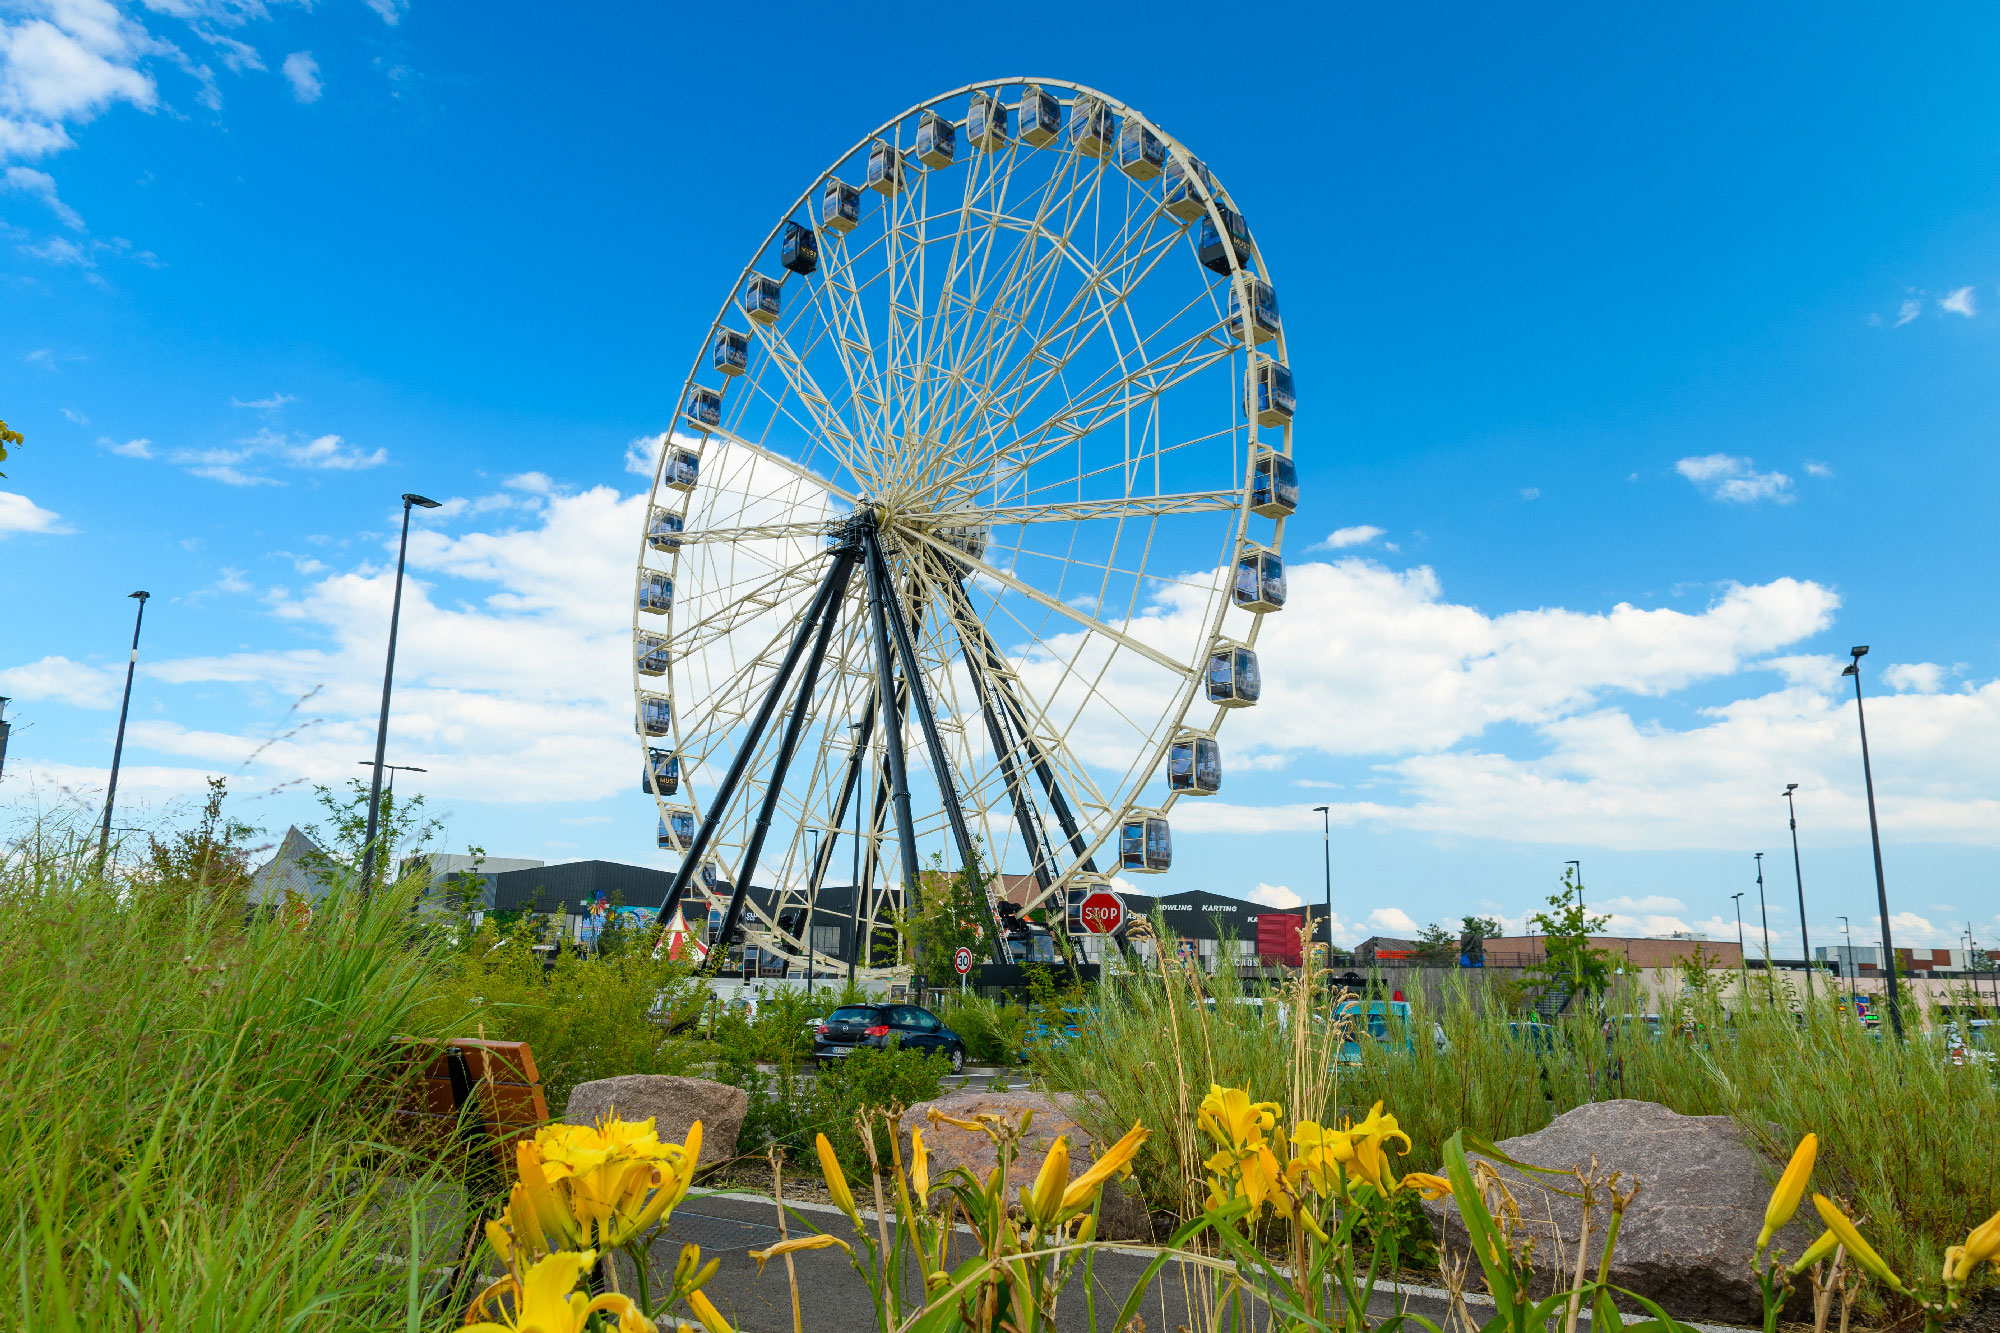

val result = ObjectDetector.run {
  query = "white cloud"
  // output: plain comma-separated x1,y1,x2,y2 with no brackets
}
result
363,0,407,24
230,392,294,413
61,406,87,424
169,428,386,483
1245,882,1302,908
0,654,121,706
285,432,385,470
0,490,71,535
280,50,318,103
1939,286,1977,318
1804,461,1833,479
0,1,161,163
1316,525,1384,550
3,164,82,227
1367,907,1419,934
1893,298,1921,327
1519,487,1540,500
102,435,153,458
1675,454,1794,504
624,432,665,477
1882,662,1944,694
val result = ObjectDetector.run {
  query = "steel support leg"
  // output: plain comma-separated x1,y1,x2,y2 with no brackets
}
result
655,554,841,929
863,523,925,922
704,549,857,974
944,585,1059,898
808,683,875,974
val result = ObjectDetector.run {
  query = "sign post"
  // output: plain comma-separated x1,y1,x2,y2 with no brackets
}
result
954,945,974,995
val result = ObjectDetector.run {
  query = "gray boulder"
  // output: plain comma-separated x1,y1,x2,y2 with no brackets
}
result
564,1075,746,1171
1422,1099,1814,1325
902,1090,1153,1242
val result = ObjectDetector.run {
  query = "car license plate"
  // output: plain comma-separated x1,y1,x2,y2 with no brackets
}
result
827,1047,851,1057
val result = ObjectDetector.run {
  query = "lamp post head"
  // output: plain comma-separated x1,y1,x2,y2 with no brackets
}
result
403,493,442,509
1785,783,1798,793
129,590,150,600
1849,645,1869,659
1312,804,1329,813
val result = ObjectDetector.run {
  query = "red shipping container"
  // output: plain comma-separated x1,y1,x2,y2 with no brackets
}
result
1256,912,1303,966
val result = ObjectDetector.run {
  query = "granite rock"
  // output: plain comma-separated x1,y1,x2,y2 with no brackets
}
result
564,1074,746,1171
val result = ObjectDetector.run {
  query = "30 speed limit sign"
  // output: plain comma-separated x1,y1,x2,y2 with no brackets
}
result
952,946,974,976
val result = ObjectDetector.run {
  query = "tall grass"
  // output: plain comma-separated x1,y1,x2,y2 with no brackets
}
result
0,817,467,1330
1041,928,2000,1297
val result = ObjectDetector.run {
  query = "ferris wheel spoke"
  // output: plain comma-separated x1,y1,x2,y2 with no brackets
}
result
809,236,892,464
895,524,1191,679
908,490,1241,528
743,317,877,492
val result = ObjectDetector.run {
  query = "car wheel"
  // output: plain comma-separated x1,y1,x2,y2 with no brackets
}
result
949,1044,965,1074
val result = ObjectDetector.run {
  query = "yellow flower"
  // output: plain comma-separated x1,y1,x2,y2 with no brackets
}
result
1401,1172,1453,1201
1947,1208,2000,1283
1025,1135,1071,1226
687,1288,732,1333
487,1118,699,1263
1788,1229,1840,1275
1813,1195,1904,1291
910,1127,930,1207
1757,1134,1817,1253
1198,1085,1281,1153
1344,1102,1412,1196
816,1133,861,1227
1059,1122,1150,1217
463,1250,656,1333
748,1233,852,1274
1285,1120,1355,1197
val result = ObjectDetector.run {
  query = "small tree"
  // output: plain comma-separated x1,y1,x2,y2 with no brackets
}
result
905,842,1002,988
1412,921,1459,965
1528,867,1612,999
144,776,259,914
0,417,22,477
299,777,444,889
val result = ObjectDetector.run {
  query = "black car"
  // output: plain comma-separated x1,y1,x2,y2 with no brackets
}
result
813,1003,967,1072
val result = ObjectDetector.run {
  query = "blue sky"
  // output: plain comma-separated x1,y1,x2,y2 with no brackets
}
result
4,2,1998,954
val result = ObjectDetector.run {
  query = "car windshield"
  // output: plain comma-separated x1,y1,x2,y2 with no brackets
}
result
828,1006,879,1023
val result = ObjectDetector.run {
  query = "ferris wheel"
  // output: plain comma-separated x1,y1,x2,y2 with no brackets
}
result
632,78,1297,978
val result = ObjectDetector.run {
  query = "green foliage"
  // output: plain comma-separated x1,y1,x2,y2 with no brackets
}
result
0,415,20,477
1529,867,1613,995
0,810,467,1328
141,776,258,914
1412,920,1460,964
931,991,1032,1065
408,914,705,1112
906,842,1001,987
720,1037,950,1179
298,776,444,889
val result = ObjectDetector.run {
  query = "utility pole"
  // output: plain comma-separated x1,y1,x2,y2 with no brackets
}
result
1842,646,1903,1039
96,591,151,872
1755,852,1773,1006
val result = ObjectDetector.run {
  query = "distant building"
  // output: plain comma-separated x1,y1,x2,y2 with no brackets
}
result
1482,934,1741,969
246,826,331,911
1816,943,1999,975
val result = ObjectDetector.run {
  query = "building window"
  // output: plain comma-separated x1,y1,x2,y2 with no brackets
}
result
812,925,842,956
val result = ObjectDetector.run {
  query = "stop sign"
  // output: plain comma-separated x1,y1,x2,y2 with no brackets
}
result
1076,890,1125,934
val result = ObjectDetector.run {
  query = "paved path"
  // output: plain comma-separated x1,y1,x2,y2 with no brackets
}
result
629,1192,1706,1333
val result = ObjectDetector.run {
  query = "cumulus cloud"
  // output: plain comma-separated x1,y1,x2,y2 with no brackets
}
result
169,427,387,483
1315,525,1384,550
1245,882,1302,908
1367,907,1420,934
0,654,121,707
1804,461,1833,478
101,435,153,458
1893,298,1921,327
1939,286,1977,317
1882,662,1944,694
3,165,83,228
1675,454,1795,504
280,50,318,103
0,490,70,535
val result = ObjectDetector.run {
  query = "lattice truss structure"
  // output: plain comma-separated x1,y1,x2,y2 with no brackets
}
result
632,79,1299,978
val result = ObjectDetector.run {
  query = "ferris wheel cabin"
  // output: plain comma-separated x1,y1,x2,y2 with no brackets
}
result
638,692,672,737
1116,121,1165,180
1019,84,1061,147
1252,360,1296,427
712,327,749,377
1120,810,1173,874
1198,206,1253,275
741,273,781,324
866,139,906,195
917,110,956,168
640,571,673,615
1168,729,1223,795
1070,95,1114,157
635,631,670,677
821,178,860,233
968,91,1010,149
684,387,721,432
1251,446,1298,518
1229,278,1281,345
1162,154,1213,221
781,221,818,275
1205,640,1262,707
658,806,697,851
699,857,724,894
1234,544,1287,613
642,747,680,796
664,446,701,493
647,508,683,552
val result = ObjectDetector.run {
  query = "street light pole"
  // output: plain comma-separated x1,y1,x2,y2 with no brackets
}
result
1314,804,1331,965
1783,784,1813,1002
1730,892,1745,953
359,493,441,897
1838,914,1853,1007
1842,646,1903,1039
1754,852,1773,1005
96,591,151,872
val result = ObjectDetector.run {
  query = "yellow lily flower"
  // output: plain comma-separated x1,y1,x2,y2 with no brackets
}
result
673,1242,721,1293
463,1249,657,1333
1198,1085,1281,1153
817,1133,861,1227
1789,1230,1840,1275
1026,1135,1071,1226
1059,1122,1150,1217
748,1233,852,1274
687,1288,733,1333
1813,1195,1905,1291
488,1118,700,1263
910,1127,930,1207
1952,1200,2000,1280
1285,1120,1354,1197
1757,1134,1816,1253
1401,1172,1453,1201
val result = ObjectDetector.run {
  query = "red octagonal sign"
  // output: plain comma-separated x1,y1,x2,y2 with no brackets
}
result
1076,891,1125,935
